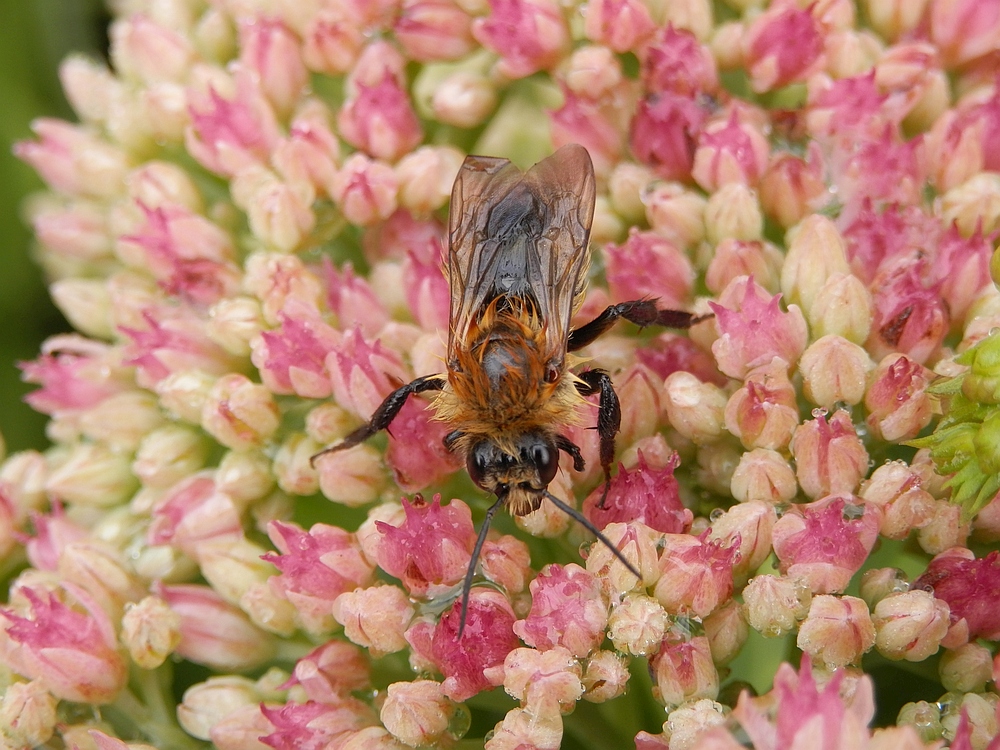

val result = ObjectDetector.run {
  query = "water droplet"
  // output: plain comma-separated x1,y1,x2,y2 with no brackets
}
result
709,507,725,522
447,703,471,741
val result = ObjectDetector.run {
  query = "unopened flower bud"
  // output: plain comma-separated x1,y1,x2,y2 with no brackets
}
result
861,0,928,40
704,183,763,244
939,642,993,693
693,113,770,192
651,635,718,708
582,650,630,703
703,599,749,666
50,278,114,339
176,676,261,741
662,372,727,444
154,369,216,424
201,374,280,451
429,70,497,128
800,335,872,408
315,444,389,507
0,679,57,748
724,359,799,451
608,593,669,656
797,594,875,668
216,450,275,506
896,701,943,744
329,154,399,227
207,297,265,357
790,410,869,500
380,679,457,747
709,500,776,586
45,442,137,508
742,574,811,637
643,183,706,249
333,585,414,657
706,239,783,296
916,499,970,555
873,590,949,662
759,146,827,228
939,173,1000,237
809,272,874,344
654,534,737,618
132,424,209,489
730,447,798,505
859,568,911,611
781,215,851,320
121,595,182,669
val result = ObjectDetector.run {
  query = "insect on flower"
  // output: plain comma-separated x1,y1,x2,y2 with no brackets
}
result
313,144,705,635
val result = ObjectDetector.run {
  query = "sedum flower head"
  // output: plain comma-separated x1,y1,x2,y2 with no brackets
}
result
6,0,1000,747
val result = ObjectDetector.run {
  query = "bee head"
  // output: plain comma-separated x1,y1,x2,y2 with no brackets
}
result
466,433,559,514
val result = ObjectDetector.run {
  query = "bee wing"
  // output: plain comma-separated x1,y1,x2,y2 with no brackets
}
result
447,144,596,364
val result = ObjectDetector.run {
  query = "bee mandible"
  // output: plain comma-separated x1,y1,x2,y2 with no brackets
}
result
313,144,704,635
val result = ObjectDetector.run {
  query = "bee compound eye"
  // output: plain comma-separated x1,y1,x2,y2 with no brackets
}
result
532,443,558,487
466,444,489,488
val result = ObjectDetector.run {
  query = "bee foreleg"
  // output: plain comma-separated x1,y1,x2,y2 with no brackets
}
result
575,370,620,508
567,300,708,351
310,374,444,466
555,435,586,472
457,494,506,639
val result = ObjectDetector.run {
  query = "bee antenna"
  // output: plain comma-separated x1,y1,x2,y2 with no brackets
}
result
456,494,506,640
543,490,641,580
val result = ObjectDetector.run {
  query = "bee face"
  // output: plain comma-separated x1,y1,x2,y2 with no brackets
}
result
466,432,560,514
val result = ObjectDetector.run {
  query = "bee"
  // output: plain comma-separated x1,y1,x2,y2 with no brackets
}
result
313,144,703,635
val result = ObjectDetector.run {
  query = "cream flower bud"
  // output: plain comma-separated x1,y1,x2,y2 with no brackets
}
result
799,335,873,408
608,593,670,656
121,595,182,669
859,567,909,609
332,585,414,657
742,574,811,637
662,372,727,444
240,580,298,636
917,499,970,555
797,594,875,668
780,215,851,319
652,635,718,708
207,297,266,357
176,676,261,741
664,700,728,750
431,71,497,128
154,369,216,424
395,145,464,215
216,450,275,507
730,448,797,505
201,374,281,451
582,650,629,703
643,182,706,249
704,183,763,244
939,642,993,693
0,679,57,748
50,278,114,339
380,679,457,747
315,444,388,507
78,391,165,451
709,500,776,586
45,442,137,508
939,172,1000,237
198,538,273,606
609,162,654,225
58,541,143,619
808,272,874,344
703,599,749,665
873,590,949,662
305,403,355,446
132,424,209,489
272,433,320,497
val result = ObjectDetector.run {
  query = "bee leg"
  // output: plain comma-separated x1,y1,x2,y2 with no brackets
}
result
575,370,620,508
555,435,586,472
567,300,708,351
310,374,444,466
457,494,506,640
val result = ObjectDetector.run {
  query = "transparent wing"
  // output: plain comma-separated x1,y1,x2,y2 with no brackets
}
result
447,144,596,365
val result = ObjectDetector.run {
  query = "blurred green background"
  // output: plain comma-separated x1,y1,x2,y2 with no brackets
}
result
0,1,108,454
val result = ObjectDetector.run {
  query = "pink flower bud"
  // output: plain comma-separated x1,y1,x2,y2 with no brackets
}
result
797,594,875,668
395,0,475,62
20,337,128,418
375,495,474,597
653,533,738,618
742,574,811,637
742,1,825,92
643,182,706,249
608,594,669,656
662,372,728,444
499,646,584,714
725,359,799,451
264,521,374,635
710,277,808,380
271,101,340,194
328,154,399,226
259,700,378,750
338,72,422,162
405,589,519,701
200,373,281,451
110,14,193,84
709,500,777,587
809,272,874,344
285,641,370,703
800,335,873,409
513,564,607,657
472,0,570,79
790,410,869,500
400,237,449,331
934,224,994,328
703,599,749,666
872,590,949,662
314,444,389,507
858,461,935,541
583,452,692,535
0,679,57,748
120,595,181,669
380,679,457,747
692,111,770,191
57,541,142,620
706,239,783,296
917,499,970,556
384,400,463,491
638,333,725,389
549,90,625,179
238,18,308,117
731,448,798,505
864,354,934,443
332,584,415,657
15,119,130,200
31,199,111,264
583,0,654,51
251,306,342,399
603,229,694,310
629,92,708,182
232,166,317,253
208,705,274,750
185,73,281,177
23,505,86,572
772,494,881,594
642,25,718,96
759,146,828,228
3,586,120,707
650,634,718,708
913,549,1000,641
928,0,1000,68
326,328,410,421
303,10,365,75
